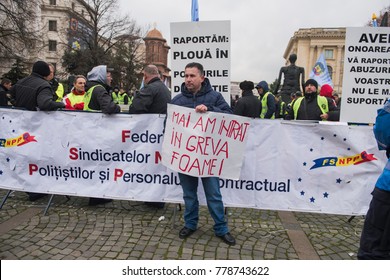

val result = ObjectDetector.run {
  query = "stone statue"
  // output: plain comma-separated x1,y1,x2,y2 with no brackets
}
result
275,54,305,104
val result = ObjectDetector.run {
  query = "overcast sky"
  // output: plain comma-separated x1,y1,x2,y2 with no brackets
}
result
118,0,389,83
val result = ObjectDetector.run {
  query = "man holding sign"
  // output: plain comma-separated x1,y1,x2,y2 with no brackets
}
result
171,62,236,246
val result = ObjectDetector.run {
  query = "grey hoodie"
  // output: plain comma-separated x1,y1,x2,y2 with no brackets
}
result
85,65,120,114
87,65,108,85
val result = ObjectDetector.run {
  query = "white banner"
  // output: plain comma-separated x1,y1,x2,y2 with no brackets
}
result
340,27,390,123
0,108,386,215
162,104,250,179
170,21,231,103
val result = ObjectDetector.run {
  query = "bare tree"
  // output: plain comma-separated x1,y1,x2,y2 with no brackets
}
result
0,0,40,61
80,0,143,64
112,34,145,91
63,0,145,86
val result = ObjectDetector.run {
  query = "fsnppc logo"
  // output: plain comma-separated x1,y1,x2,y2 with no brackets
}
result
0,132,37,148
310,151,377,170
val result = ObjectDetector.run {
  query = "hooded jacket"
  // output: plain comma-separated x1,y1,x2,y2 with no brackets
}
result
9,73,64,111
85,65,120,114
256,81,276,119
171,78,232,114
319,84,334,99
374,100,390,192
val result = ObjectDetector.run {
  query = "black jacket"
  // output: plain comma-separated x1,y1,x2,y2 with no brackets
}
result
0,84,9,106
286,93,339,121
129,77,171,114
85,81,120,114
9,73,64,111
233,90,261,118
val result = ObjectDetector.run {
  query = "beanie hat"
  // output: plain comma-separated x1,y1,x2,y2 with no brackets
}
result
32,61,51,77
304,79,318,90
255,81,269,92
319,84,334,99
239,80,254,91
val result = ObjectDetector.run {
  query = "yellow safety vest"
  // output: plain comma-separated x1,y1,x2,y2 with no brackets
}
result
66,92,84,107
259,92,275,119
292,96,328,120
55,83,64,102
279,101,286,117
112,91,119,104
83,85,103,112
117,93,128,105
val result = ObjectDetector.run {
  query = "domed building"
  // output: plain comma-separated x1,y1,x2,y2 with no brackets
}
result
144,28,171,87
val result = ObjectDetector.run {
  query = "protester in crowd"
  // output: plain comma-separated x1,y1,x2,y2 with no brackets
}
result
171,62,236,246
9,60,65,201
333,92,341,108
84,65,120,205
63,75,86,110
285,79,339,121
84,65,120,114
319,84,337,107
0,78,12,106
118,88,129,105
9,60,65,112
111,86,120,104
274,93,287,119
285,91,299,115
128,91,134,106
47,64,65,102
255,80,276,119
129,64,171,209
358,100,390,260
233,80,261,118
129,65,171,115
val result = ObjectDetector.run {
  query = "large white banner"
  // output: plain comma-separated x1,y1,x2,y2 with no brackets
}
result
340,27,390,123
170,21,231,103
0,108,387,215
162,104,250,179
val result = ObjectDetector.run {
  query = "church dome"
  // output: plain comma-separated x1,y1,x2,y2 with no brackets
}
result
146,28,163,39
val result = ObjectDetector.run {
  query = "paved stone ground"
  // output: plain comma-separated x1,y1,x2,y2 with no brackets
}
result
0,189,365,260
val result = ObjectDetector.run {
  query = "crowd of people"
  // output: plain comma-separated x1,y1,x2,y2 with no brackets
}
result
0,59,389,256
232,78,341,121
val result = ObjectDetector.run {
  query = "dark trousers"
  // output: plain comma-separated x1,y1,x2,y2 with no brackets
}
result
358,187,390,260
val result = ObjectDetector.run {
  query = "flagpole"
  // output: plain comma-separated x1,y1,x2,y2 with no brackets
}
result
191,0,199,21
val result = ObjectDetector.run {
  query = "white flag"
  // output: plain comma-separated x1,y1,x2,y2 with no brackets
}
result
309,53,333,87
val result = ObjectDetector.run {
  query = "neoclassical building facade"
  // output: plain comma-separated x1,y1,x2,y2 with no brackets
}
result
283,28,346,94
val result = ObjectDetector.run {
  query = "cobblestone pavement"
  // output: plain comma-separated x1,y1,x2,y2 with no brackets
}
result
0,190,365,260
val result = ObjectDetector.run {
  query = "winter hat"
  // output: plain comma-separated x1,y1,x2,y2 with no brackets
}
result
304,79,318,90
255,81,269,92
239,80,254,91
319,84,334,99
32,61,51,77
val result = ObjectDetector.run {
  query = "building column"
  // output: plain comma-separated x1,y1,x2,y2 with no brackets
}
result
335,45,343,93
308,46,315,79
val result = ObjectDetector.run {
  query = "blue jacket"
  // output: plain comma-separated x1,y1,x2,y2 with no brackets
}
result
171,78,232,114
374,100,390,191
